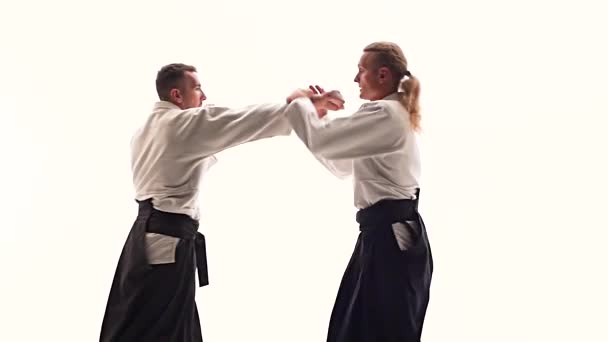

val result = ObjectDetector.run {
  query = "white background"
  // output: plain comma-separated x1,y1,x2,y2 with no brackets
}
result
1,0,607,341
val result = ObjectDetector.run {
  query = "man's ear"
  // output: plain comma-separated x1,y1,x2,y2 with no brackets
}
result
378,66,391,83
170,88,182,103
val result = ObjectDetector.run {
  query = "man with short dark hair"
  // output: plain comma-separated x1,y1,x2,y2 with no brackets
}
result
98,63,344,342
155,63,205,106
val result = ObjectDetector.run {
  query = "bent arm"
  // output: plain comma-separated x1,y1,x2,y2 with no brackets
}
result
286,98,407,160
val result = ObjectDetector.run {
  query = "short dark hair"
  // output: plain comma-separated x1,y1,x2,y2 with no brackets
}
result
155,63,197,101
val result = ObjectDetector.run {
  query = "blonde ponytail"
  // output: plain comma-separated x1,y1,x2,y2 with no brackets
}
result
363,41,421,132
399,75,421,132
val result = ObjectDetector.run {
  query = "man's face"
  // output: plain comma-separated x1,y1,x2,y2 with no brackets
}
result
354,52,384,101
175,71,207,109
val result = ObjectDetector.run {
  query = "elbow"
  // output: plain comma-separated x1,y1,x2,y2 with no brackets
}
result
312,144,342,160
335,171,352,180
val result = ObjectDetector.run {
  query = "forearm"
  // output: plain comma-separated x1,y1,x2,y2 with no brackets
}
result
212,103,293,145
286,99,407,160
180,102,292,156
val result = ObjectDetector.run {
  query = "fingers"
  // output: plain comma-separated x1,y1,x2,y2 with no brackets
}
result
308,85,326,95
307,88,345,114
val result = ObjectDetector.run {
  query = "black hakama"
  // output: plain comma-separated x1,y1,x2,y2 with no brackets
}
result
327,190,433,342
99,199,209,342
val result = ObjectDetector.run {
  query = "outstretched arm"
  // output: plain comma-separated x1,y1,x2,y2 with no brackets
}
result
172,88,345,158
172,99,307,157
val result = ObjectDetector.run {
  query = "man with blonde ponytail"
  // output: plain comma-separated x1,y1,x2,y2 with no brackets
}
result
286,42,433,341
